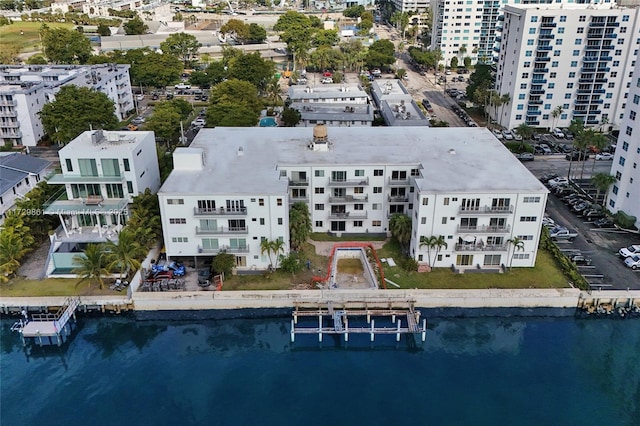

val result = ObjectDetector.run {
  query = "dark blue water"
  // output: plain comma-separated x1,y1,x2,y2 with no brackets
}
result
1,314,639,426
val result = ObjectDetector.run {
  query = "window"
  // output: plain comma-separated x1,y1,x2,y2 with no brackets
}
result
531,16,538,22
630,111,636,121
443,197,450,205
65,158,73,172
372,203,381,210
523,196,541,203
355,169,364,177
546,94,553,100
315,221,323,227
517,104,524,110
626,126,633,136
556,39,563,45
519,94,525,100
78,159,98,177
520,83,527,89
568,72,575,78
314,204,324,210
559,16,566,22
315,187,324,194
554,50,560,56
277,198,283,206
278,218,283,225
564,93,572,99
315,170,324,177
520,216,537,222
484,255,501,266
123,158,130,172
442,217,447,224
527,39,534,46
374,169,383,176
372,221,381,227
373,187,382,193
169,218,186,224
572,50,580,56
353,221,363,228
513,253,530,260
411,168,420,177
422,198,428,205
517,235,534,241
566,83,573,89
171,237,188,243
421,217,427,224
623,142,629,151
619,157,626,166
354,187,363,194
259,198,264,206
166,198,183,204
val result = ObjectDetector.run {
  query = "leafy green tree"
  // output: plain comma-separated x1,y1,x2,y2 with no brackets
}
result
212,252,235,275
289,202,311,250
450,56,458,69
226,52,275,92
282,107,301,127
313,29,339,47
507,237,525,271
463,56,471,68
206,79,262,126
40,25,91,64
339,39,365,72
221,18,250,44
188,70,210,88
273,11,311,32
247,23,267,44
123,16,148,35
279,251,302,276
144,101,183,144
73,244,110,289
264,77,283,107
366,39,395,69
26,54,48,64
97,22,111,36
589,131,609,176
206,60,227,85
343,5,365,17
39,85,118,144
0,230,29,282
466,64,493,103
127,188,162,246
160,32,202,66
104,229,145,281
132,52,183,88
389,213,412,252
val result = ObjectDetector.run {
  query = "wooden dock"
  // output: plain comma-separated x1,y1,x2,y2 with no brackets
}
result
11,297,81,346
290,300,427,343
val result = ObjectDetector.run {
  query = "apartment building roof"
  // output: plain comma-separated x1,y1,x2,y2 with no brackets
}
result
59,130,153,155
0,153,51,195
161,127,546,196
288,83,369,101
289,102,374,122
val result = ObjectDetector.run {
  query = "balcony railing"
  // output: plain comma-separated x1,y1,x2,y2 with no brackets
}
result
536,45,552,51
0,130,21,138
534,56,551,62
193,207,247,216
388,177,411,186
589,21,605,28
0,110,17,117
529,89,545,95
328,195,368,203
328,178,369,187
540,22,556,28
388,195,409,203
459,205,514,215
1,121,20,128
289,195,309,202
199,245,249,254
457,224,511,233
573,110,588,116
195,226,248,235
328,211,368,220
454,243,508,252
526,110,542,116
538,34,554,40
0,100,17,107
528,99,543,105
288,179,309,187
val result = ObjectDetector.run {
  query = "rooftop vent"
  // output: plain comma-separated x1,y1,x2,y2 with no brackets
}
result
237,146,244,156
449,149,456,155
310,124,329,152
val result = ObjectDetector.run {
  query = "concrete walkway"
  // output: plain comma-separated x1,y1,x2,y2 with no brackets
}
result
17,238,51,280
308,239,389,256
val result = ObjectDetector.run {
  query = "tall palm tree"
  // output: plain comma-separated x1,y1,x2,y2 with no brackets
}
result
0,231,29,282
388,213,412,252
104,229,146,281
498,93,511,128
592,173,617,207
507,237,525,271
270,239,285,269
569,126,590,180
589,131,608,176
419,236,436,267
260,238,274,268
551,105,563,130
73,244,110,290
515,123,534,149
577,129,601,180
431,236,448,267
264,77,282,107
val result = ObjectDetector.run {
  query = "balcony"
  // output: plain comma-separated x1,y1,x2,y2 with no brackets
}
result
589,21,605,28
457,224,511,233
579,78,595,83
328,177,369,187
534,57,551,62
587,32,603,39
598,56,612,61
0,130,21,138
573,110,588,116
388,195,409,203
593,89,606,94
525,120,540,126
604,33,617,39
583,57,599,63
47,174,126,184
529,89,545,95
388,177,411,186
576,89,592,94
1,121,20,128
458,205,514,215
591,99,604,104
528,99,543,105
600,45,615,50
538,34,554,40
586,119,600,125
193,207,247,216
531,79,547,84
588,109,602,115
0,110,17,117
288,179,309,187
289,195,309,203
328,194,368,203
585,44,601,50
533,68,549,73
454,243,508,252
0,100,17,107
596,67,610,72
536,45,552,51
575,99,590,105
328,211,368,220
540,21,556,28
595,78,608,83
199,245,249,254
195,226,248,235
526,110,542,116
606,21,619,27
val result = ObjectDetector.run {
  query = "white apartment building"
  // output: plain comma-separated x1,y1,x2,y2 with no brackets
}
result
43,130,160,276
608,58,640,229
392,0,430,13
0,153,52,224
0,64,133,147
370,79,430,126
158,126,548,271
288,83,373,127
494,3,640,131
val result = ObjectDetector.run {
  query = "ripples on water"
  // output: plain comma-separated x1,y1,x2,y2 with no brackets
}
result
1,315,639,426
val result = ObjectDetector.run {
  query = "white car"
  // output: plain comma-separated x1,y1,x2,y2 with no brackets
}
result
624,255,640,270
136,94,144,101
502,130,514,140
619,244,640,258
595,152,614,161
552,128,565,138
321,77,333,84
513,132,523,141
548,177,569,187
492,130,504,140
191,118,206,127
542,216,556,228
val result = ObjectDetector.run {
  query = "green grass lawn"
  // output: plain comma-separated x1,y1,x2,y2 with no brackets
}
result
377,240,569,289
0,22,73,55
310,232,387,242
0,277,124,297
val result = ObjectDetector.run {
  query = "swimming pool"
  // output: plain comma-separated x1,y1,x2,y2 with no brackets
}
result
259,117,278,127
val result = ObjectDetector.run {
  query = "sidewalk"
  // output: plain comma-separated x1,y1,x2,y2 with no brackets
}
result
308,239,388,256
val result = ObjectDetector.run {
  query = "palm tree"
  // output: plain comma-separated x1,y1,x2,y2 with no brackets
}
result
73,244,110,290
426,235,448,267
592,173,617,207
589,131,609,176
419,236,436,267
289,202,311,250
515,123,534,149
507,237,525,271
498,93,511,128
458,44,467,63
270,239,285,268
551,105,563,130
576,129,602,180
260,238,274,268
264,77,282,107
104,229,145,281
388,213,412,252
568,124,589,179
0,231,29,282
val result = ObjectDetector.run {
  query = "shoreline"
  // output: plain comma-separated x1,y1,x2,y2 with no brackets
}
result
2,288,640,318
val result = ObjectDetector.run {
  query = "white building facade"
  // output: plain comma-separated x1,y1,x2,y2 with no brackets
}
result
494,3,640,131
370,79,430,126
608,58,640,229
159,126,548,271
0,153,52,224
0,64,133,147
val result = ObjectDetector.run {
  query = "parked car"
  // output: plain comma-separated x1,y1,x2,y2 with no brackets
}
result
569,254,592,266
562,128,574,139
533,146,545,155
502,130,514,140
136,94,144,101
191,118,206,127
517,152,535,162
538,143,553,155
595,152,614,161
552,128,565,138
548,177,569,187
175,84,191,90
619,244,640,258
542,216,556,228
624,255,640,270
594,217,615,228
558,144,573,154
565,151,590,161
492,129,504,140
513,132,523,141
549,227,578,241
321,77,333,84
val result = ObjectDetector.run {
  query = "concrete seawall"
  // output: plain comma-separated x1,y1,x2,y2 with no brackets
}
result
3,289,640,314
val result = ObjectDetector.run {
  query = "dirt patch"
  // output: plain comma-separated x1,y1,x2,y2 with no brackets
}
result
337,258,364,274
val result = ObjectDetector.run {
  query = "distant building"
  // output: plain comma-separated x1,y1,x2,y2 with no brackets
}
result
158,125,547,271
493,3,640,131
288,83,373,127
43,130,160,277
370,79,430,126
608,58,640,229
0,64,133,147
0,153,52,224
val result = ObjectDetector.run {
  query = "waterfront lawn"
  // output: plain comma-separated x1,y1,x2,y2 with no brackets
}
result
377,240,569,289
0,277,123,297
310,233,387,242
0,22,73,55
